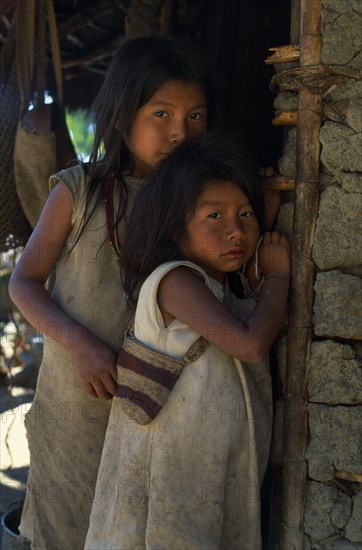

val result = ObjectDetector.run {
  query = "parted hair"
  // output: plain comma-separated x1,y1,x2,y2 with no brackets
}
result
122,132,265,300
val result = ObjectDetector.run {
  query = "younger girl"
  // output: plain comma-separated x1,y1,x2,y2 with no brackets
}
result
9,36,216,549
85,133,290,549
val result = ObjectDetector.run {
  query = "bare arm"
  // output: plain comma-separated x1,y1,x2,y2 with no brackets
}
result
157,231,290,363
9,183,117,399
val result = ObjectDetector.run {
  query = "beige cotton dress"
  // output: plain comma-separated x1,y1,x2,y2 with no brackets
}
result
85,260,272,550
19,166,143,550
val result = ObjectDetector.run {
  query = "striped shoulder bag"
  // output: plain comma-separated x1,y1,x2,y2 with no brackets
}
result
117,323,209,425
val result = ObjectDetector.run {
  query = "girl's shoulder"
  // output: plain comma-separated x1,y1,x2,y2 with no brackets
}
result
139,261,224,305
134,261,227,341
49,164,87,204
146,260,209,287
135,261,211,338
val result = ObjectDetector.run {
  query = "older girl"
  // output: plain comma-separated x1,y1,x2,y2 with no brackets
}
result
9,36,216,549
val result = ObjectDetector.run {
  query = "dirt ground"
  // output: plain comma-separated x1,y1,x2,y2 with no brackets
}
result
0,384,32,547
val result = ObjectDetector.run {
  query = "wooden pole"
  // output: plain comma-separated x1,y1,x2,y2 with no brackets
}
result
280,1,322,548
36,0,47,106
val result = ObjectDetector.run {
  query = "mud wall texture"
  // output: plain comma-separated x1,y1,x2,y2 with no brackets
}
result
273,1,362,548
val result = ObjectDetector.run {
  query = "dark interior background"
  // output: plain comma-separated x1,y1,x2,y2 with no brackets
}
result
198,0,291,167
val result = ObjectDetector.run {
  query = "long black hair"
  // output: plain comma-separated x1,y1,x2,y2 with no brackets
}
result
78,36,218,245
123,132,264,300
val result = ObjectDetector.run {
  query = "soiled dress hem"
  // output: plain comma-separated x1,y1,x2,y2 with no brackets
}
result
85,260,272,550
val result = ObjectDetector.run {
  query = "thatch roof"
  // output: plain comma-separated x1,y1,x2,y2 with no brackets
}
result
56,0,131,110
0,0,205,111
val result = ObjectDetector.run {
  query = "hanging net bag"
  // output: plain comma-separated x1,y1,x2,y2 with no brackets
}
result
13,0,76,229
0,0,76,250
0,13,32,251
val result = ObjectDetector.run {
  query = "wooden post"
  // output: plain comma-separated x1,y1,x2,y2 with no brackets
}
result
280,1,322,548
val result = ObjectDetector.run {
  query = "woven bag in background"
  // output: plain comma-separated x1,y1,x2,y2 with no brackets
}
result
13,0,76,228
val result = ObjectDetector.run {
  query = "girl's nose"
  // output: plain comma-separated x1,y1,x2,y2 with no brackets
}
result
169,118,187,143
227,219,246,240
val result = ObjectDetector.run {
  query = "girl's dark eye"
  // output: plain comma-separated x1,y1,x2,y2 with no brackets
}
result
208,212,222,219
240,211,254,218
154,111,168,118
190,113,202,120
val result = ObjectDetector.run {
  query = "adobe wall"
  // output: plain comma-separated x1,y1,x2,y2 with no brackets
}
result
273,1,362,548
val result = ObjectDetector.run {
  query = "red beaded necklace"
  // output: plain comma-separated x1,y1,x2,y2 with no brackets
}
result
104,174,127,258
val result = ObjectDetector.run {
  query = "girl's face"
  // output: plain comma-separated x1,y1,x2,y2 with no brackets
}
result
125,79,207,178
179,180,260,283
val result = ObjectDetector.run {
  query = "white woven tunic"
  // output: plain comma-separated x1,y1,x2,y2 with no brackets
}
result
19,166,143,550
85,260,272,550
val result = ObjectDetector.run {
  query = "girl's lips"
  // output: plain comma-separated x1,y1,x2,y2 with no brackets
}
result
223,248,245,259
